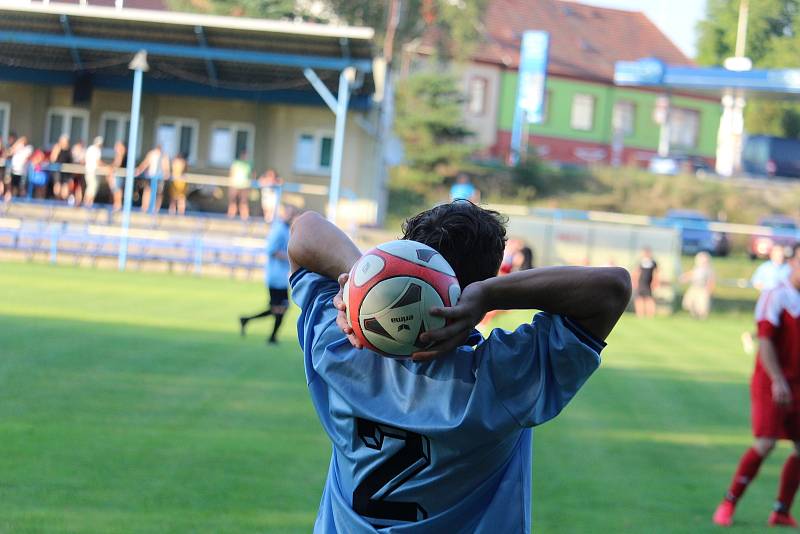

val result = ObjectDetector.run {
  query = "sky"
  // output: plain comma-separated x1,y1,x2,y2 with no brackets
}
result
576,0,708,59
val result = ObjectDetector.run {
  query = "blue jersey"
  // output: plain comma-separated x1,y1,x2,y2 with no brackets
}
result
290,269,603,533
751,261,791,292
265,220,290,289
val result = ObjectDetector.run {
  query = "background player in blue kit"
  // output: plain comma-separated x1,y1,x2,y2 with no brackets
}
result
240,203,297,344
287,201,631,533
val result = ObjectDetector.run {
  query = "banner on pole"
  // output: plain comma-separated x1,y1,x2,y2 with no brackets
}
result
517,31,550,124
510,31,549,165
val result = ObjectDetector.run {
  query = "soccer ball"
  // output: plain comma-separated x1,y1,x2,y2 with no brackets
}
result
343,240,461,358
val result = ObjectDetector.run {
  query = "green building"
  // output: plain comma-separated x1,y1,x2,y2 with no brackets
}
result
406,0,722,167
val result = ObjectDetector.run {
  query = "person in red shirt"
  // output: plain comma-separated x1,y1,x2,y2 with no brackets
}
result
714,244,800,528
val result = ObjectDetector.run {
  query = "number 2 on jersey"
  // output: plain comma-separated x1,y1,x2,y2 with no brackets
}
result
353,418,431,526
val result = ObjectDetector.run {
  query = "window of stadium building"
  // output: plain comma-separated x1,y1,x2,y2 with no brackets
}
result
669,107,700,149
100,112,143,158
294,131,333,175
208,122,255,168
0,102,9,143
46,107,89,148
612,101,636,136
156,118,199,164
570,94,595,131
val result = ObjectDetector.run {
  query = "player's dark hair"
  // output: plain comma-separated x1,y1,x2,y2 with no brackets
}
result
402,201,507,288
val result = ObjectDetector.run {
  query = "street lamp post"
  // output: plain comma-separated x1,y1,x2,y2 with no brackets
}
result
118,50,149,271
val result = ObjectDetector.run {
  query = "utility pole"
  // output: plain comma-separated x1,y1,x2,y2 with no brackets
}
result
716,0,750,177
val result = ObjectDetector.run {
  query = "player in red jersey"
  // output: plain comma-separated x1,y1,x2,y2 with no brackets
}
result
714,244,800,528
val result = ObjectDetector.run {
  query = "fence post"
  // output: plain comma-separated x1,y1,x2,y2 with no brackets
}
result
49,225,58,264
193,236,203,275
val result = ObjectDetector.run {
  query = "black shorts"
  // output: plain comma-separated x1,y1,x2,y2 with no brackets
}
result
636,285,653,298
10,173,22,188
269,288,289,307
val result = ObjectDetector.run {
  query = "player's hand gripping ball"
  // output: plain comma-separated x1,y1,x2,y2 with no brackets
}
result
343,240,461,358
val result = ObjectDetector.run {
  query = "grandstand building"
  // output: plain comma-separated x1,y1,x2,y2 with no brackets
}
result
404,0,721,167
0,0,383,222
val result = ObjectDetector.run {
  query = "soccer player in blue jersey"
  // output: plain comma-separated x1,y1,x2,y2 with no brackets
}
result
240,203,297,344
287,201,631,533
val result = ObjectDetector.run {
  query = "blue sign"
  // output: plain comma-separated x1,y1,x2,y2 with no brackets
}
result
510,31,549,165
517,31,550,124
614,58,665,86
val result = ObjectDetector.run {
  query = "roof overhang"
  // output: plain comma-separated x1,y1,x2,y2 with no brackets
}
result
615,58,800,100
0,0,375,104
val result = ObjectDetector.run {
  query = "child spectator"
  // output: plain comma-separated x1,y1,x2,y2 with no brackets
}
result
681,251,715,320
168,153,188,215
258,168,283,222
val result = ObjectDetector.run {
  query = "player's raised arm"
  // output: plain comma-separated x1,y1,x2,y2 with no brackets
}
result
480,266,631,340
288,211,361,279
416,266,631,359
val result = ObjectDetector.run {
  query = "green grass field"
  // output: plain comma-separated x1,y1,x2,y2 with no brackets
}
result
0,261,792,533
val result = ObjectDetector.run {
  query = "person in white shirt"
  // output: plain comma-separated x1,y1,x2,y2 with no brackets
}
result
83,136,104,207
9,136,33,200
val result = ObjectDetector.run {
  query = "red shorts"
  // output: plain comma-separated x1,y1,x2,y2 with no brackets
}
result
751,373,800,440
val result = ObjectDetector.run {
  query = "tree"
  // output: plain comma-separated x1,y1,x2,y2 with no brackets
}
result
696,0,800,139
393,72,474,183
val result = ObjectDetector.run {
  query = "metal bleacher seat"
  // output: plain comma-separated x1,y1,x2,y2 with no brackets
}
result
0,201,268,277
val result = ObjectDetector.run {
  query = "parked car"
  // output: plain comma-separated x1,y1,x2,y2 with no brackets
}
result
742,135,800,179
649,155,713,177
664,209,730,256
748,215,798,260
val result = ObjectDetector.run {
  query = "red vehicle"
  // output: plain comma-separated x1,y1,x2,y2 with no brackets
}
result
749,215,798,260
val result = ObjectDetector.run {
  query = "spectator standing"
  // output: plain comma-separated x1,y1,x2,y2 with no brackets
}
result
743,246,793,354
449,172,480,203
752,246,791,292
106,141,127,211
258,168,283,222
239,203,298,343
83,136,104,208
8,136,33,200
513,245,534,271
0,136,8,199
681,251,715,320
70,140,86,206
633,247,659,318
227,150,252,220
135,144,170,213
27,149,49,199
50,134,72,200
168,153,188,215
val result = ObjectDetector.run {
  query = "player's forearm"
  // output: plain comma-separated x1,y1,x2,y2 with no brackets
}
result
758,337,787,385
477,266,631,340
288,211,361,279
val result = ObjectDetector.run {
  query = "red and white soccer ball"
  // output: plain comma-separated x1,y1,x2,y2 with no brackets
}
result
343,240,461,358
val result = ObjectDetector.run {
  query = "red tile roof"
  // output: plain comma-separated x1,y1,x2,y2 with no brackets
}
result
437,0,693,82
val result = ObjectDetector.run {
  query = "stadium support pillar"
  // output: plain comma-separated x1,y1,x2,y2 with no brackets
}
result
328,69,351,223
119,50,148,271
304,67,352,223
